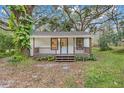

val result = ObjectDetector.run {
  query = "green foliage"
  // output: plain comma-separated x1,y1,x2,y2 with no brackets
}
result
99,35,111,51
34,55,55,62
64,76,79,88
8,5,26,14
88,54,97,61
8,6,33,54
76,54,97,61
0,49,15,58
0,32,14,53
85,47,124,87
13,14,33,51
0,53,6,58
76,56,88,61
35,56,48,61
8,13,16,30
9,53,26,63
99,30,124,51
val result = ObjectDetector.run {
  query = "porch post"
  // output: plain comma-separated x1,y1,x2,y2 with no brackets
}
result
89,37,92,54
30,37,34,56
73,37,75,54
33,38,35,56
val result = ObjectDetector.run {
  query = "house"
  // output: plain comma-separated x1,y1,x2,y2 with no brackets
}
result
30,31,92,59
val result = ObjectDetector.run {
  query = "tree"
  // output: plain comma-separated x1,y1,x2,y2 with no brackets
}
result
32,5,114,32
0,5,34,31
61,5,114,31
0,5,35,55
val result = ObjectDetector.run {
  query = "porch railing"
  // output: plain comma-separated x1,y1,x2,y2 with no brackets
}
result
33,47,90,56
34,47,57,56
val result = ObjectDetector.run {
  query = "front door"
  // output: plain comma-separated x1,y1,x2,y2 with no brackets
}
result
60,38,68,54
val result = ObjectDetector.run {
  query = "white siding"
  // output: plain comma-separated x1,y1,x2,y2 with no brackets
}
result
75,50,84,54
68,38,73,54
34,38,59,54
35,38,50,47
34,38,55,54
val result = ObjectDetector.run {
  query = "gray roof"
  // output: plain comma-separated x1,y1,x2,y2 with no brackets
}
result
31,31,90,36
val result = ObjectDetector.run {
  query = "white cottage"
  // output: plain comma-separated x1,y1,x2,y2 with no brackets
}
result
30,31,92,57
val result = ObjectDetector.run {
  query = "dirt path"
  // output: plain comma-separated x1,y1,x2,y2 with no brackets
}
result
0,60,88,88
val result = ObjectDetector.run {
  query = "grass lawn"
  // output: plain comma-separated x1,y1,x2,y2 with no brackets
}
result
0,46,124,88
84,46,124,88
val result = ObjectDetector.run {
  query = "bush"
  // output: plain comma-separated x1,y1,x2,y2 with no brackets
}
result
34,55,55,62
0,53,6,58
76,54,97,61
0,32,15,58
9,53,25,63
0,32,14,52
35,56,47,61
99,36,111,51
5,49,16,56
0,49,16,58
88,54,97,61
47,56,55,61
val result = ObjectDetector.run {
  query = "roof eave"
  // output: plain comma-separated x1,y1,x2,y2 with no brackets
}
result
30,35,92,38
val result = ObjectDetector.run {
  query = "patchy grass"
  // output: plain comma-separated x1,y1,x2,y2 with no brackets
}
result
84,46,124,88
0,46,124,88
0,57,87,88
64,76,79,88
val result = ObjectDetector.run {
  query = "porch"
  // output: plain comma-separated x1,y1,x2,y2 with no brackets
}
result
30,32,92,56
30,37,91,56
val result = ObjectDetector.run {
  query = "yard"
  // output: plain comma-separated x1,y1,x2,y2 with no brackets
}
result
85,46,124,88
0,46,124,88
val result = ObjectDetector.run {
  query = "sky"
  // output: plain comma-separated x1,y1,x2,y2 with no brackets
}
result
0,5,4,17
0,5,2,15
0,5,124,20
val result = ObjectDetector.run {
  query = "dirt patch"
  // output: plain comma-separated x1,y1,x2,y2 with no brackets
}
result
0,80,16,88
0,60,88,88
34,63,59,68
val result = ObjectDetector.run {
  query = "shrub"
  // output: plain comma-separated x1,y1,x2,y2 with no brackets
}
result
88,54,97,61
0,53,6,58
47,56,55,61
0,32,15,58
76,54,97,62
5,49,16,56
34,55,55,62
99,36,111,51
76,56,88,61
0,49,15,58
35,56,47,61
0,32,14,52
9,53,25,63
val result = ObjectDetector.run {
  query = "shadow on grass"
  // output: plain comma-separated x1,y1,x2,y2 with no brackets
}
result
112,48,124,55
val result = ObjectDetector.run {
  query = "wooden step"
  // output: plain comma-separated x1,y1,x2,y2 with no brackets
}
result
56,60,75,62
55,55,75,62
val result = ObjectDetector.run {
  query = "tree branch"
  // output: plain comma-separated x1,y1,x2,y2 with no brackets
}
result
63,6,79,31
0,25,14,31
0,19,9,27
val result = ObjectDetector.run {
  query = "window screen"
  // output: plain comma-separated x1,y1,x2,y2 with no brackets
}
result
76,38,83,50
51,38,58,50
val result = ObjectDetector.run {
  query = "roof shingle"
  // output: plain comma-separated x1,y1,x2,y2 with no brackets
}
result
32,31,90,36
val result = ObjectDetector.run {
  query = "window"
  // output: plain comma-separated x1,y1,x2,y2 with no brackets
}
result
76,38,83,50
51,38,58,50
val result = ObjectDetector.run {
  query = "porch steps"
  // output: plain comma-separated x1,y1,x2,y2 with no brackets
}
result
55,55,75,62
